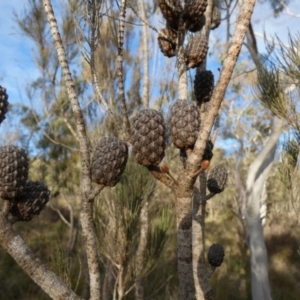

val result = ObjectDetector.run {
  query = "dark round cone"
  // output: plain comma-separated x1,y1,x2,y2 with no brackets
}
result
158,0,181,29
131,109,166,167
158,27,177,57
184,0,208,29
194,70,214,103
207,165,228,193
10,181,50,221
0,86,9,124
202,140,214,161
208,243,225,267
185,35,208,69
91,137,128,187
0,146,28,200
169,100,200,149
211,5,221,30
188,15,206,33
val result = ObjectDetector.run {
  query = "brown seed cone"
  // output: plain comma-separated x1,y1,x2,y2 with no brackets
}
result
194,70,214,103
208,243,225,267
207,165,228,194
0,146,28,200
131,109,166,167
10,181,50,221
158,0,181,30
188,15,206,33
185,35,208,69
211,5,221,30
158,27,178,57
0,86,9,124
91,137,128,187
169,100,200,149
184,0,208,29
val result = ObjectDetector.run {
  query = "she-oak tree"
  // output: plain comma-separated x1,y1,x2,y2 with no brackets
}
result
0,0,257,299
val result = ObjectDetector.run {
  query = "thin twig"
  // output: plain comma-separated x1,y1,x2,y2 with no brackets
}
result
147,165,175,189
43,1,101,299
61,109,80,142
117,0,131,141
140,0,150,108
127,1,159,34
49,204,71,228
88,1,123,135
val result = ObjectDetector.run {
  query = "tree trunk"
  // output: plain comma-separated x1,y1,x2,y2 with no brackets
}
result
175,189,195,300
42,1,101,299
135,200,149,300
192,174,213,300
174,1,257,299
246,117,284,300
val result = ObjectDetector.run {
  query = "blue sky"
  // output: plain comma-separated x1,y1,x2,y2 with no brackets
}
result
0,0,299,150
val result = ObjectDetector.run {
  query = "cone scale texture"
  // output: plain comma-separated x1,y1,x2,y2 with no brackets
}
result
207,165,228,193
188,15,206,33
185,35,208,69
208,243,225,267
158,27,177,57
131,109,166,167
0,145,28,200
184,0,208,29
10,181,50,221
194,70,214,103
170,100,201,149
91,137,128,187
158,0,181,30
0,86,9,124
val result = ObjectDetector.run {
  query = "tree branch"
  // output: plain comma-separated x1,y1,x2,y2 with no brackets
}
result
0,212,81,300
139,0,150,109
42,1,101,299
188,0,257,173
117,0,131,141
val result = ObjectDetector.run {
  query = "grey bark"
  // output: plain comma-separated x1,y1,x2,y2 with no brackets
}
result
117,0,131,141
192,173,213,300
135,200,149,300
189,0,257,167
139,0,150,109
246,117,284,300
42,1,102,299
174,1,257,299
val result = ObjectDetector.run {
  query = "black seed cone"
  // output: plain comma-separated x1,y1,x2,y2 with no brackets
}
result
184,0,208,29
185,35,208,69
188,15,206,33
131,109,166,167
169,100,200,149
202,140,214,161
207,165,228,193
208,243,225,267
10,181,50,221
158,27,177,57
194,70,214,103
0,145,28,200
0,86,9,124
91,137,128,187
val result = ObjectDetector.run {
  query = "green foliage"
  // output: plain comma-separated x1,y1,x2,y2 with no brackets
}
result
256,66,289,119
93,157,174,298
